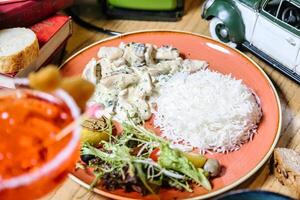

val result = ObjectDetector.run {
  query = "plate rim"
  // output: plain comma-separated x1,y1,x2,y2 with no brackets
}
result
61,29,282,200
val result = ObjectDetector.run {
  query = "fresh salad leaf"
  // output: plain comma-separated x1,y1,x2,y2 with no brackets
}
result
158,144,212,190
135,163,155,194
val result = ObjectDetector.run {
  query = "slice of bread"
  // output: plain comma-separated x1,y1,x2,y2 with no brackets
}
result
0,28,39,73
274,148,300,197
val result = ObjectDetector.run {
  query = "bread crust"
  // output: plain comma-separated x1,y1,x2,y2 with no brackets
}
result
274,148,300,198
0,37,39,73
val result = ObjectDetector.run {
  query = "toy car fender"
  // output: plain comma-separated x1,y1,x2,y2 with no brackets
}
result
201,0,245,44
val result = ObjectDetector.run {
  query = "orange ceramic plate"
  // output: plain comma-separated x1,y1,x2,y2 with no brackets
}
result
60,31,281,200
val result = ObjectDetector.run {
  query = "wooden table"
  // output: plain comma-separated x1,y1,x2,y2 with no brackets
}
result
44,0,300,199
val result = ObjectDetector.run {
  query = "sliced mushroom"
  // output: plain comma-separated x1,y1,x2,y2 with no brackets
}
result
135,72,153,98
115,97,140,122
131,43,146,58
131,98,151,120
147,63,172,76
113,57,126,67
82,58,100,84
111,65,134,75
155,45,179,60
100,74,139,90
144,43,156,65
123,50,144,67
97,47,123,61
182,59,208,73
123,43,146,67
99,58,114,78
118,88,128,98
159,58,182,74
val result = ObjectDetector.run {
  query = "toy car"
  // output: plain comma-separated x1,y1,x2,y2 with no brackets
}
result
201,0,300,83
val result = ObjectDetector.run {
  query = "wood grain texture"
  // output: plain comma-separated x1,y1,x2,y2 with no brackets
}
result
43,0,300,199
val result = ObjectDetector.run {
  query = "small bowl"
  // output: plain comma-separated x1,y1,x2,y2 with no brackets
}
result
215,189,294,200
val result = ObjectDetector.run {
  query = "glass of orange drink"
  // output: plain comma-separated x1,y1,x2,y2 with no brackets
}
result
0,88,81,200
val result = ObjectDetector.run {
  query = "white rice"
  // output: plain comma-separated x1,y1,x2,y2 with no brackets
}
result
154,70,262,153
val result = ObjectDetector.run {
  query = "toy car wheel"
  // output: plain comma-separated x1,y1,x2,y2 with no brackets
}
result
209,17,237,48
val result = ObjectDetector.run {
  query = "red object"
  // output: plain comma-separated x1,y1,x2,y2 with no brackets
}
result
0,14,72,88
149,148,160,162
0,89,80,200
86,104,105,118
30,14,71,47
0,0,73,28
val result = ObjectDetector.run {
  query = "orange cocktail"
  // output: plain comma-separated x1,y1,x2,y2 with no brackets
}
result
0,89,80,200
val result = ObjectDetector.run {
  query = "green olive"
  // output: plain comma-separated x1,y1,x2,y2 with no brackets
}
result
80,128,109,146
183,152,207,168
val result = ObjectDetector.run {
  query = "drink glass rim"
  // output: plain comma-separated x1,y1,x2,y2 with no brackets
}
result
0,89,81,190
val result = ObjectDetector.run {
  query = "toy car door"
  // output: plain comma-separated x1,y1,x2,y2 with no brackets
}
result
251,0,300,70
296,51,300,74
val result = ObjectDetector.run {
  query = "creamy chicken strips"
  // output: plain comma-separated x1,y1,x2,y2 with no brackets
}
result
82,42,208,123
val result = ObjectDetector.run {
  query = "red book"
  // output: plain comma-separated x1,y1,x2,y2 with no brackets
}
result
0,0,73,28
0,14,72,88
